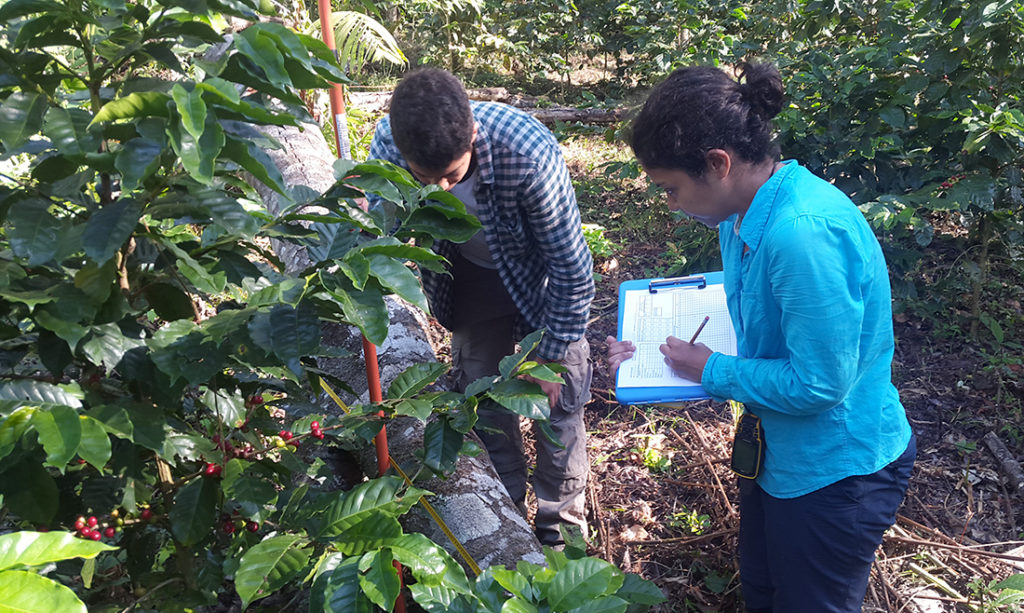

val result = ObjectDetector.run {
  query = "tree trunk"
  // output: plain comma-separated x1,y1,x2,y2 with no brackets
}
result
348,88,626,124
247,120,546,571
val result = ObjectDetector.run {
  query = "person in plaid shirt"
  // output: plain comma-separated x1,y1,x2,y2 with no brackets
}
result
368,68,595,547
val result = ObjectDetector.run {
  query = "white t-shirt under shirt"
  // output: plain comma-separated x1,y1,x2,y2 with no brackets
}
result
448,168,496,269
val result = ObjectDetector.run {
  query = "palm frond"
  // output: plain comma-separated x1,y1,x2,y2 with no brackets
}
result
332,11,407,73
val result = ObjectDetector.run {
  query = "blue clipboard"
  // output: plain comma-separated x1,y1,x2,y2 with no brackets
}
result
614,271,732,405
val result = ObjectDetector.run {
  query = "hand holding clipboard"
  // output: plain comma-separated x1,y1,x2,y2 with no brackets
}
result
613,271,737,404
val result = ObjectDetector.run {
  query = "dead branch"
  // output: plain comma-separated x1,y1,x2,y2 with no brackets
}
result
623,527,738,547
983,430,1024,492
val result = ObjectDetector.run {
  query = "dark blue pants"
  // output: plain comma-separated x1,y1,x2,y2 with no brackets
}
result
739,436,916,613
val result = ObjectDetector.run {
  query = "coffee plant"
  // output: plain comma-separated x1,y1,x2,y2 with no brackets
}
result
0,0,664,610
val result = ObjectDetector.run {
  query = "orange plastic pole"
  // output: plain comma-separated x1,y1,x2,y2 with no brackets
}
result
316,3,403,611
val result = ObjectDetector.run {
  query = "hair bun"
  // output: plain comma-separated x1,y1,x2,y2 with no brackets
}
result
738,62,784,121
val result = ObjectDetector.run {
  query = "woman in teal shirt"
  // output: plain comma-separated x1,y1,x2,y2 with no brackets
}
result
607,63,914,612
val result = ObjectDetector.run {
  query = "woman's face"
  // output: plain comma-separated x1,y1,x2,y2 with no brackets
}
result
643,166,732,228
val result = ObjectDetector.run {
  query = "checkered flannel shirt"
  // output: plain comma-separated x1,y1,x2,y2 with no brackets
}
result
367,101,594,360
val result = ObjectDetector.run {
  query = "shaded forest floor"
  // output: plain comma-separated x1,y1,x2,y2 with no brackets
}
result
553,134,1024,612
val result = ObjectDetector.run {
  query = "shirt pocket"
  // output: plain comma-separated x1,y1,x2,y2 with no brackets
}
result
738,288,772,345
494,208,528,258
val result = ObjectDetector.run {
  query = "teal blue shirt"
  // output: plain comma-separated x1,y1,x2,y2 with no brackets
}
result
703,161,912,498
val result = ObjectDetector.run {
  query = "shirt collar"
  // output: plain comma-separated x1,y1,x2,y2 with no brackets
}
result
737,159,796,251
470,112,495,186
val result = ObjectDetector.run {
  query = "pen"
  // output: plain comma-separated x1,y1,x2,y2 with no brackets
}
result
689,315,710,345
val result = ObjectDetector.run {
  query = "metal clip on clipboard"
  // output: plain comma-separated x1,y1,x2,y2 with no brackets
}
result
648,275,707,293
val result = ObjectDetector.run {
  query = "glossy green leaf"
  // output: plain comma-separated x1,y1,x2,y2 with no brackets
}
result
247,302,319,375
222,459,278,509
116,137,163,191
547,557,625,612
168,115,224,184
31,405,81,469
387,533,456,586
171,84,207,142
0,408,36,462
42,107,98,157
393,398,434,421
316,556,375,613
91,92,172,124
995,574,1024,592
337,252,370,289
221,136,289,197
0,380,83,411
6,198,62,265
202,389,247,427
80,322,146,373
401,203,482,243
83,198,143,264
565,596,628,613
196,77,241,104
502,598,541,613
235,535,311,609
317,476,423,539
0,0,65,20
388,362,449,399
77,416,111,470
235,27,290,86
0,91,47,150
319,271,388,345
357,549,401,611
613,573,666,606
490,567,533,601
169,476,218,546
86,405,134,441
487,379,550,421
0,531,115,572
0,569,87,613
366,253,429,312
359,237,448,272
422,418,463,474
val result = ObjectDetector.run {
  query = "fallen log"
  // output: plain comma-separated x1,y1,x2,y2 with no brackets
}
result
348,88,625,124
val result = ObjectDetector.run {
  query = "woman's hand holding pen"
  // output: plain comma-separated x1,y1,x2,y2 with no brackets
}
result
660,336,712,382
605,336,635,375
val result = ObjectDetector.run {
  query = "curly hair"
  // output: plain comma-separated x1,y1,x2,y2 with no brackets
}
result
629,63,784,176
388,68,475,171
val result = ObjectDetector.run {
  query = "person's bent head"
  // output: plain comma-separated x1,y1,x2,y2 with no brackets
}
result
629,62,784,177
389,68,476,190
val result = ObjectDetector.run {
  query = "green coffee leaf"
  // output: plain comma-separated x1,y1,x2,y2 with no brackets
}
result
6,198,62,265
422,418,463,474
547,557,625,612
169,476,218,546
367,253,429,312
91,92,172,124
0,91,47,150
487,379,550,421
31,405,81,470
235,535,311,609
388,362,449,399
0,569,87,613
358,549,401,611
77,416,111,470
0,531,115,572
83,198,143,264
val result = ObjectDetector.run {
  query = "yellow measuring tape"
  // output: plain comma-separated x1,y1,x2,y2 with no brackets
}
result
319,377,483,576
